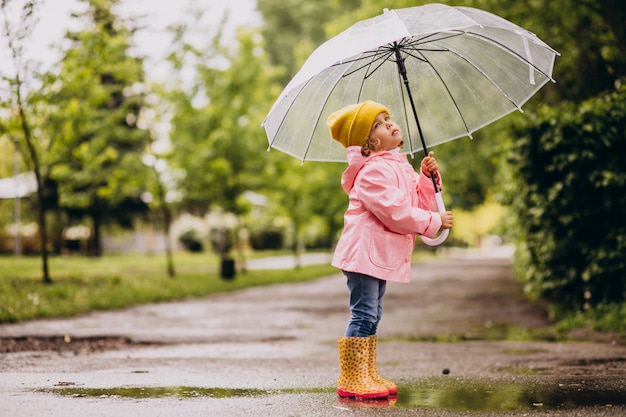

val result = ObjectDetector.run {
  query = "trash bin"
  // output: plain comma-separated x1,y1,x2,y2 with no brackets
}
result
220,258,236,280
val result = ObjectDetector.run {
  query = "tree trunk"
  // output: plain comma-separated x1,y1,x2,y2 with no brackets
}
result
17,96,51,284
89,212,103,257
153,170,175,277
161,203,175,277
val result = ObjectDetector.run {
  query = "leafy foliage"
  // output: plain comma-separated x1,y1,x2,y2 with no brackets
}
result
0,0,53,282
257,0,363,83
165,25,278,215
42,0,151,254
505,84,626,310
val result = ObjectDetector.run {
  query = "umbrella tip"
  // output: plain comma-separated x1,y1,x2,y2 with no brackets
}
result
383,8,389,13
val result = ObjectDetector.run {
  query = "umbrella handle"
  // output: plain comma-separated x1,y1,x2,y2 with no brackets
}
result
420,192,449,246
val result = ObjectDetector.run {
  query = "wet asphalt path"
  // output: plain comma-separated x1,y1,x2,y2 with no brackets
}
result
1,248,626,416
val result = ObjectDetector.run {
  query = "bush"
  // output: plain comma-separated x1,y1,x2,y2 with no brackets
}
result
172,214,207,253
249,228,284,250
506,84,626,311
178,229,204,252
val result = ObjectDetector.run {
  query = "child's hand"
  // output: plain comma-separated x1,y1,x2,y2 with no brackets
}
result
440,211,453,229
421,151,439,176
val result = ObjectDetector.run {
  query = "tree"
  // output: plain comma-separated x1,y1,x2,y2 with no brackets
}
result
142,153,175,277
484,0,626,313
257,0,363,83
42,0,151,256
598,0,626,61
504,86,626,309
485,0,625,103
255,153,345,263
167,28,271,213
164,11,283,273
0,0,52,283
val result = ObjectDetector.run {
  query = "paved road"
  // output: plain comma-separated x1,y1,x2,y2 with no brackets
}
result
1,248,625,416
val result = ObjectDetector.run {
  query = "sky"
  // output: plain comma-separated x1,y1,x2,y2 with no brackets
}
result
15,0,261,81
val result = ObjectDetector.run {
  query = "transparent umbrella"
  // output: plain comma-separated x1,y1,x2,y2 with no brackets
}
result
262,3,559,244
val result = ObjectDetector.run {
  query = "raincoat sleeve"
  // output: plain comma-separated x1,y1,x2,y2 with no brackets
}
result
357,164,442,238
416,170,441,212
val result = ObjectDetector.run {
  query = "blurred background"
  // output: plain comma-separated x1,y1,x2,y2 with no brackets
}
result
0,0,624,319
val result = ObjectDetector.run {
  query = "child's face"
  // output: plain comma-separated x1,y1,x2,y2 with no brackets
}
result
369,112,404,151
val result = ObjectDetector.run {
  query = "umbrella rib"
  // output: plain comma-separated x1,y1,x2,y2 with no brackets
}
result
267,77,322,161
407,31,555,83
403,43,523,113
301,49,395,161
463,31,556,82
397,72,416,156
300,90,322,163
267,52,380,159
409,31,465,46
299,58,370,162
411,48,473,138
336,48,395,79
336,46,391,65
364,50,396,79
266,84,306,151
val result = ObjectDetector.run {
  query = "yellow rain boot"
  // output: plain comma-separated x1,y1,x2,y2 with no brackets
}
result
337,337,389,399
367,335,397,395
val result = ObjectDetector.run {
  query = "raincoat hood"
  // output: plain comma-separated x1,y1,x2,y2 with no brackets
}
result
341,146,406,194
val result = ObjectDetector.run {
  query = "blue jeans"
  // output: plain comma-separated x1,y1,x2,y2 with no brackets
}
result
344,271,387,337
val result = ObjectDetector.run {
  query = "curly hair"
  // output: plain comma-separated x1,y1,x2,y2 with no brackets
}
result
361,136,404,156
361,136,381,156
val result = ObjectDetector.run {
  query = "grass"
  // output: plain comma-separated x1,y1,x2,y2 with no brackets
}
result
0,251,338,323
382,322,564,344
554,303,626,338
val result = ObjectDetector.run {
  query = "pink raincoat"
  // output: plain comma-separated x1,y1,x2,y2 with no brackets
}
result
331,146,443,283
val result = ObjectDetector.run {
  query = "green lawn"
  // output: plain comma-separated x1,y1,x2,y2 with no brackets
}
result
0,252,338,323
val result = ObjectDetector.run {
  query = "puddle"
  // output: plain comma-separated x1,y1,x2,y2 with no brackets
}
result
43,384,331,399
42,378,625,412
46,386,272,399
395,378,626,411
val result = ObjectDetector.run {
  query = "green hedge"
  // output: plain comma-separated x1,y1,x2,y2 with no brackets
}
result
506,84,626,311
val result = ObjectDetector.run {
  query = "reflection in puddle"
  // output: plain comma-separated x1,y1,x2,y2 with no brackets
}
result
44,377,625,412
336,395,398,409
396,378,625,411
47,386,271,399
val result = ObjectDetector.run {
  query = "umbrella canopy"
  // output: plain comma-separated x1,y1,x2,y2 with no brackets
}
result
262,3,559,163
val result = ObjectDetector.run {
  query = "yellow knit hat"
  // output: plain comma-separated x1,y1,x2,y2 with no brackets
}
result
327,101,390,148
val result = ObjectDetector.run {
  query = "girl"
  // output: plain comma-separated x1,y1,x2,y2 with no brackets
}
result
327,101,453,399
